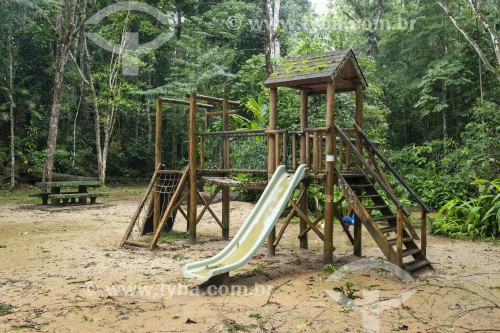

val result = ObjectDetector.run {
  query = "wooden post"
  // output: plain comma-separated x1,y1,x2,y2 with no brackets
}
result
353,208,362,256
396,206,404,268
267,88,278,256
355,85,364,165
324,81,335,265
313,131,319,174
188,93,197,244
353,85,364,255
154,97,162,232
222,98,230,240
421,208,427,258
299,90,309,250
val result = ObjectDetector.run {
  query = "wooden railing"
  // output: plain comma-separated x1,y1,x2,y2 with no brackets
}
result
335,124,428,266
197,126,331,175
354,124,431,258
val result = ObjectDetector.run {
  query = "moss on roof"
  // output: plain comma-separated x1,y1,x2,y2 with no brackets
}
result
264,49,367,89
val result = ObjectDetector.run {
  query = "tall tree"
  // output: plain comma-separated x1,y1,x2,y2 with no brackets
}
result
262,0,273,75
7,30,15,186
42,0,79,182
338,0,385,55
436,0,500,82
270,0,281,57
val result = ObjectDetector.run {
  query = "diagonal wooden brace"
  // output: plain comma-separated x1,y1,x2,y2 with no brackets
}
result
298,213,325,239
196,187,225,230
274,187,307,247
289,199,324,241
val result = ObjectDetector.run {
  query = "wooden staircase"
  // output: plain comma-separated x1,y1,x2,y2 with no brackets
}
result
335,125,432,275
337,172,431,273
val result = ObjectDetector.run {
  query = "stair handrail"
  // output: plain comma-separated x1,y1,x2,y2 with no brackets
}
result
334,124,407,215
354,124,431,213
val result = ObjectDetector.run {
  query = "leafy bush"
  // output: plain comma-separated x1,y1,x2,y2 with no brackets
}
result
431,179,500,239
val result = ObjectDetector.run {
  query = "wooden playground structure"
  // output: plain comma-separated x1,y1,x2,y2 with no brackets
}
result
121,49,432,274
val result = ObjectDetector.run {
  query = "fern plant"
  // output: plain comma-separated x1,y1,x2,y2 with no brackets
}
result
432,179,500,239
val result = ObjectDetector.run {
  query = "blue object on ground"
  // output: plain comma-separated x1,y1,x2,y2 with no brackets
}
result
343,215,355,225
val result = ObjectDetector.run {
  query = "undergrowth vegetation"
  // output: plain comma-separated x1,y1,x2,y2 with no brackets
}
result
431,179,500,239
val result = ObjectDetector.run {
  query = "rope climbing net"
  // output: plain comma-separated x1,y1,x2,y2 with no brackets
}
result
130,171,186,240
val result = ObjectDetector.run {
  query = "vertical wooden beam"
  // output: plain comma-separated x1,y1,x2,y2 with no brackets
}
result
222,98,230,241
313,131,319,174
154,98,162,232
355,85,364,164
421,208,427,258
353,206,362,256
275,134,280,167
353,85,364,255
324,81,335,265
282,133,287,170
292,133,297,171
267,88,278,256
299,90,309,250
396,206,404,268
188,93,197,244
200,135,205,170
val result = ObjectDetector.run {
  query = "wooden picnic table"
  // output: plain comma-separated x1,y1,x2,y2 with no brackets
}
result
31,181,108,205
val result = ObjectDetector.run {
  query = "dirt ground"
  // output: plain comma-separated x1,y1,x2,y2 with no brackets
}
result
0,193,498,333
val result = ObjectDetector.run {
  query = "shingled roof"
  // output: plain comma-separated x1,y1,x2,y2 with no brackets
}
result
264,49,367,93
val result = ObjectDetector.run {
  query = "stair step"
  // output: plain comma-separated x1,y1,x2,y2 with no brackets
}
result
358,194,382,199
379,226,396,233
341,173,366,178
405,259,431,272
402,248,421,257
349,184,374,188
387,237,413,245
365,205,389,210
372,215,397,222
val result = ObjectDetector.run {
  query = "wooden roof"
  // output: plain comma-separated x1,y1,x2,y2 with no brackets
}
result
264,49,367,93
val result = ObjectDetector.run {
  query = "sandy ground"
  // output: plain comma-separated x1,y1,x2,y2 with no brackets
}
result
0,193,499,333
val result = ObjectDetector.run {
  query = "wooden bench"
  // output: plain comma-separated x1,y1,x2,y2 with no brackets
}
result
31,180,107,205
48,192,109,205
29,192,50,205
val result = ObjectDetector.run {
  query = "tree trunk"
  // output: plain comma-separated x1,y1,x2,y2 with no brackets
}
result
8,31,15,187
442,81,448,142
42,3,74,182
270,0,281,57
261,0,273,76
175,10,182,60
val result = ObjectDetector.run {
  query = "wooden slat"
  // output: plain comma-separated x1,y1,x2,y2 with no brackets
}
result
123,240,150,248
159,97,213,109
36,181,100,188
185,93,240,105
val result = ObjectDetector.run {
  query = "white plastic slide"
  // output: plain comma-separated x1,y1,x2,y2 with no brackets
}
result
183,164,307,281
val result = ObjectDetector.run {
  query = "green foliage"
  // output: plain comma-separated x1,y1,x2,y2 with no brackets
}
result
333,282,360,300
322,264,336,273
432,179,500,239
